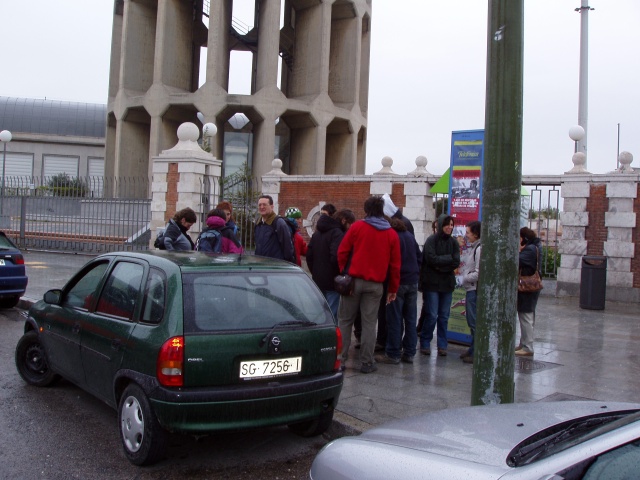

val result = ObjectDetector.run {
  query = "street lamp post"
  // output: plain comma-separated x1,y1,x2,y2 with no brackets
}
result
569,125,585,153
0,130,12,229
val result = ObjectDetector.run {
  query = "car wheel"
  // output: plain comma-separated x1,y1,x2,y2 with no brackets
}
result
15,331,59,387
288,408,334,437
0,295,21,309
118,384,167,466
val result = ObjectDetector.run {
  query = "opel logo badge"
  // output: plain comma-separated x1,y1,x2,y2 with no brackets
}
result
271,336,281,346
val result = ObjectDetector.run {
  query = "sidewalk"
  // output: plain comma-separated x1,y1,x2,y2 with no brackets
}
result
19,250,640,435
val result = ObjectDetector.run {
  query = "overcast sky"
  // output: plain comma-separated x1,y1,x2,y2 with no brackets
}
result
1,0,638,176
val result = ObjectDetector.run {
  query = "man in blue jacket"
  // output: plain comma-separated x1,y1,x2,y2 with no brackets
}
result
254,195,295,263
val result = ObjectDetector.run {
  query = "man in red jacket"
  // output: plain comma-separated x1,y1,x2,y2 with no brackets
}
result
337,195,401,374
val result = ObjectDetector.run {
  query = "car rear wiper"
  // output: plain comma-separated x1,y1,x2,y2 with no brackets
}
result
259,320,316,347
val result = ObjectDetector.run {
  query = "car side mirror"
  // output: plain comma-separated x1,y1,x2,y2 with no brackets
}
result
43,289,62,305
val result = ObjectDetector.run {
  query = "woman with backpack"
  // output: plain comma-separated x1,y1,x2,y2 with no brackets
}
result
196,209,243,253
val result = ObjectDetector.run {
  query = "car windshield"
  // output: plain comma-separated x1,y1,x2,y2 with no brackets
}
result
508,410,640,467
182,271,333,332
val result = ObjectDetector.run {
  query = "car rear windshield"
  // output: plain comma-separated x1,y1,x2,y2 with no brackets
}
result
182,271,333,332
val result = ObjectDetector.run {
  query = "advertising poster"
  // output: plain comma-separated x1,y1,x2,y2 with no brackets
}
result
447,130,484,345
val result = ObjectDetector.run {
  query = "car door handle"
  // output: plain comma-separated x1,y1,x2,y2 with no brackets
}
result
72,323,81,334
112,339,122,351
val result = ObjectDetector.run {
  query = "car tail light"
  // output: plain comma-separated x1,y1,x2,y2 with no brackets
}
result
13,254,24,265
334,327,343,372
157,336,184,387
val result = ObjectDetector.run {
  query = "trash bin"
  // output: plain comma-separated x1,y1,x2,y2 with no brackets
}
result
580,256,607,310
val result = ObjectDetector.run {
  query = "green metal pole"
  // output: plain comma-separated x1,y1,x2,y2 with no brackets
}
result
471,0,524,406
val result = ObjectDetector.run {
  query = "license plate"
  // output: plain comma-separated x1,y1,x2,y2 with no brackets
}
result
239,357,302,379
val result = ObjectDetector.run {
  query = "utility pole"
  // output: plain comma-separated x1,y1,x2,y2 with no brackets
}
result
471,0,524,406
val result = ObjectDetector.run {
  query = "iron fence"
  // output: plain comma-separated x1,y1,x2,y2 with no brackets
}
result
1,176,151,253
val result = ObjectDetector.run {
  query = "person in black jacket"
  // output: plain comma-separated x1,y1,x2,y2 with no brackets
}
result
516,227,542,356
306,209,355,319
418,214,460,356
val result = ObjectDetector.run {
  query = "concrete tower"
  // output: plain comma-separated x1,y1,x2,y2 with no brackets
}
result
106,0,372,189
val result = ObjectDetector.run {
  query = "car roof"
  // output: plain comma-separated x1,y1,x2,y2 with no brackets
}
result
97,251,301,272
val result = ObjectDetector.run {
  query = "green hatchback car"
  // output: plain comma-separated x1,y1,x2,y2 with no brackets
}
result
15,251,343,465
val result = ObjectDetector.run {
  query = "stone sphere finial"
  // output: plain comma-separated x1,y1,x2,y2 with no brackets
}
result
264,158,286,176
618,151,634,173
565,151,589,174
373,156,397,175
177,122,200,142
408,155,431,176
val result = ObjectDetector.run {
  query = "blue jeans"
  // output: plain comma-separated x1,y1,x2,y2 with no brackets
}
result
465,290,477,355
420,290,453,350
385,283,418,359
323,290,340,320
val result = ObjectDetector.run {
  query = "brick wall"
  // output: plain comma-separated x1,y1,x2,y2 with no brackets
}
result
164,162,179,222
278,181,407,241
585,184,607,255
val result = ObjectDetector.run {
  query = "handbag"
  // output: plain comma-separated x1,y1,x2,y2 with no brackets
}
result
518,246,543,293
334,273,354,296
518,270,543,293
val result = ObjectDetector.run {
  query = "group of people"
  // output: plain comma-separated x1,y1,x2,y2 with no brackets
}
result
157,202,242,253
158,194,543,373
306,195,542,374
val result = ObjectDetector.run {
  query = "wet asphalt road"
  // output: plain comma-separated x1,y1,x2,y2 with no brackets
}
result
0,308,330,479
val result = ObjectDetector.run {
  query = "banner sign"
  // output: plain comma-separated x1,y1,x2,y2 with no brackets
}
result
447,130,484,345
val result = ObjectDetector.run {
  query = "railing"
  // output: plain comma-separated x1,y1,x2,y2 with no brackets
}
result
1,176,151,253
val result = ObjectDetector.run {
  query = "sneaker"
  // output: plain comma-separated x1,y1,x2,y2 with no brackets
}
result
375,354,400,365
460,350,472,359
420,348,431,356
401,355,414,364
515,349,534,357
437,348,448,357
462,355,474,364
360,362,378,374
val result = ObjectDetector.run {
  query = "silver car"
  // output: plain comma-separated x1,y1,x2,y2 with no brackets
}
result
310,401,640,479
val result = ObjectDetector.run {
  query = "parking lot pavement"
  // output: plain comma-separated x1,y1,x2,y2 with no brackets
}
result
17,251,640,436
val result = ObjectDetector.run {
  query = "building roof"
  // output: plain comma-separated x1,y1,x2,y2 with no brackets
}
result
0,96,106,138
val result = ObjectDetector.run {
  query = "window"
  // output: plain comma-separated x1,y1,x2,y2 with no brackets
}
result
63,261,110,310
182,271,332,332
140,268,166,324
95,262,144,320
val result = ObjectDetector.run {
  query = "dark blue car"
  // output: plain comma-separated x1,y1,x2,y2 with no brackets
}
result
0,232,27,308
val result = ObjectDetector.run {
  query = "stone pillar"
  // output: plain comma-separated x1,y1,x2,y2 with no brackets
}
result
150,123,222,247
603,178,637,302
557,176,590,297
262,159,287,214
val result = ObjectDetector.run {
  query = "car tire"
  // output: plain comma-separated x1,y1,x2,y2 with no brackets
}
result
118,384,167,466
288,408,334,437
0,295,21,309
15,331,59,387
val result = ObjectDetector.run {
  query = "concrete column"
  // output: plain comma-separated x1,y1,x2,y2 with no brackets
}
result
120,0,156,92
255,0,281,91
206,0,231,90
253,117,277,179
154,0,193,90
